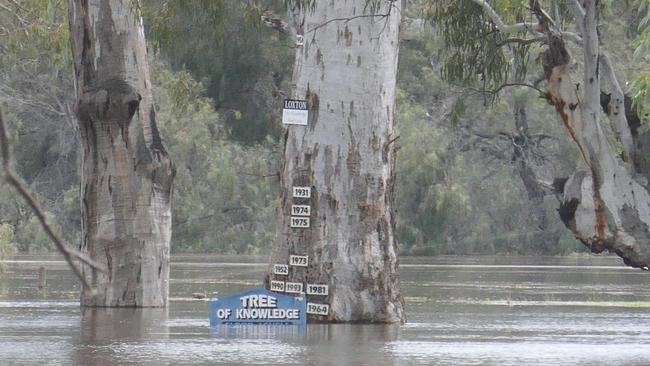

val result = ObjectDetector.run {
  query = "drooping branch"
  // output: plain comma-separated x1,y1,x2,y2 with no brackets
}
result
470,0,583,44
470,0,538,33
0,107,105,290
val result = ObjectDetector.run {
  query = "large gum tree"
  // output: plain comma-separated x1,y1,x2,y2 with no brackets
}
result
68,0,175,306
266,0,406,322
433,0,650,268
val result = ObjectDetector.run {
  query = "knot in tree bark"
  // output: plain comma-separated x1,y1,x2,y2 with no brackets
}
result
76,78,141,126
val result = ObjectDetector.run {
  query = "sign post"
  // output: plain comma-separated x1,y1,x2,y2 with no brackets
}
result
210,288,307,327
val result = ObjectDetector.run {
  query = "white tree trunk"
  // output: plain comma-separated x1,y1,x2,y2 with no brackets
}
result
69,0,175,306
551,1,650,268
266,1,405,322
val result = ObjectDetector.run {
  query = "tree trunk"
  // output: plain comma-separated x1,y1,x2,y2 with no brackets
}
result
550,1,650,268
266,1,405,322
512,100,557,253
69,0,175,306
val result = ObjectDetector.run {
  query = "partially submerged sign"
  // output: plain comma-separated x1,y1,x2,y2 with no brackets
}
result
210,288,306,326
282,99,309,125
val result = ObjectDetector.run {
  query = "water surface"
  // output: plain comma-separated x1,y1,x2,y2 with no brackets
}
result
1,255,650,365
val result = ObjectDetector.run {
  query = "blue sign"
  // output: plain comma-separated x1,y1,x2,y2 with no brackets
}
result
209,288,306,326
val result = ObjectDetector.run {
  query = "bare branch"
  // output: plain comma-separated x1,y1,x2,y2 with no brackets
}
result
496,36,546,47
0,107,105,290
567,0,586,26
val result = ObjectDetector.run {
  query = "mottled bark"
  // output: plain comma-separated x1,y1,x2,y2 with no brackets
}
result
549,1,650,268
69,0,174,306
266,1,404,322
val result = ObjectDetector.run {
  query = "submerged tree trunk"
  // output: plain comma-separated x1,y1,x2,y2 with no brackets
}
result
550,1,650,268
69,0,175,306
266,1,405,322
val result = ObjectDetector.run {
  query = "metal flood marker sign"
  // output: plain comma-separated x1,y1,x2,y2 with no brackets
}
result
291,205,310,216
282,99,309,126
307,302,329,316
290,216,310,228
270,280,285,292
289,255,308,267
292,186,311,198
285,282,304,294
209,288,306,326
273,264,289,275
306,284,328,296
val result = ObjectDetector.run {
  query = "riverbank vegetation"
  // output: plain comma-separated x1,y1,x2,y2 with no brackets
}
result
1,1,648,258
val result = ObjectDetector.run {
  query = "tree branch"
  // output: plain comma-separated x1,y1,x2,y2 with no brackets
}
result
0,107,104,290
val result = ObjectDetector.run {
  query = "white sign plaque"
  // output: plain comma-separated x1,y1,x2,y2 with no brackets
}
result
307,302,329,316
292,186,311,198
289,255,309,267
270,280,285,292
290,216,310,228
282,99,309,126
274,264,289,275
306,284,328,296
291,205,311,216
285,282,304,294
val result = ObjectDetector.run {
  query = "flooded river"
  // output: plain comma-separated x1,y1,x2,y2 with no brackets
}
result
1,255,650,365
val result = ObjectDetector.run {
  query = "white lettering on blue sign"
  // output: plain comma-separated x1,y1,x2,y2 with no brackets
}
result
289,255,308,267
209,288,306,326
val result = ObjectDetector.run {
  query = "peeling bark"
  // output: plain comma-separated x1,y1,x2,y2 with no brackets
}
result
546,1,650,268
69,0,174,306
266,1,405,322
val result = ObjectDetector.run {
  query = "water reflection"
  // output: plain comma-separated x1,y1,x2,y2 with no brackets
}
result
210,324,306,338
1,255,650,365
76,307,169,365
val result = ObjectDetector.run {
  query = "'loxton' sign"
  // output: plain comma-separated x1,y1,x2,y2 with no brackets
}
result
209,288,306,326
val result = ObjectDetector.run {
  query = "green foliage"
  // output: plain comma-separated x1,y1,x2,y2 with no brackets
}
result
144,0,293,143
428,0,511,96
631,0,650,122
152,61,281,253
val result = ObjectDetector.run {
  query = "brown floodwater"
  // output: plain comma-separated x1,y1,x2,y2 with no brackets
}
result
1,254,650,365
